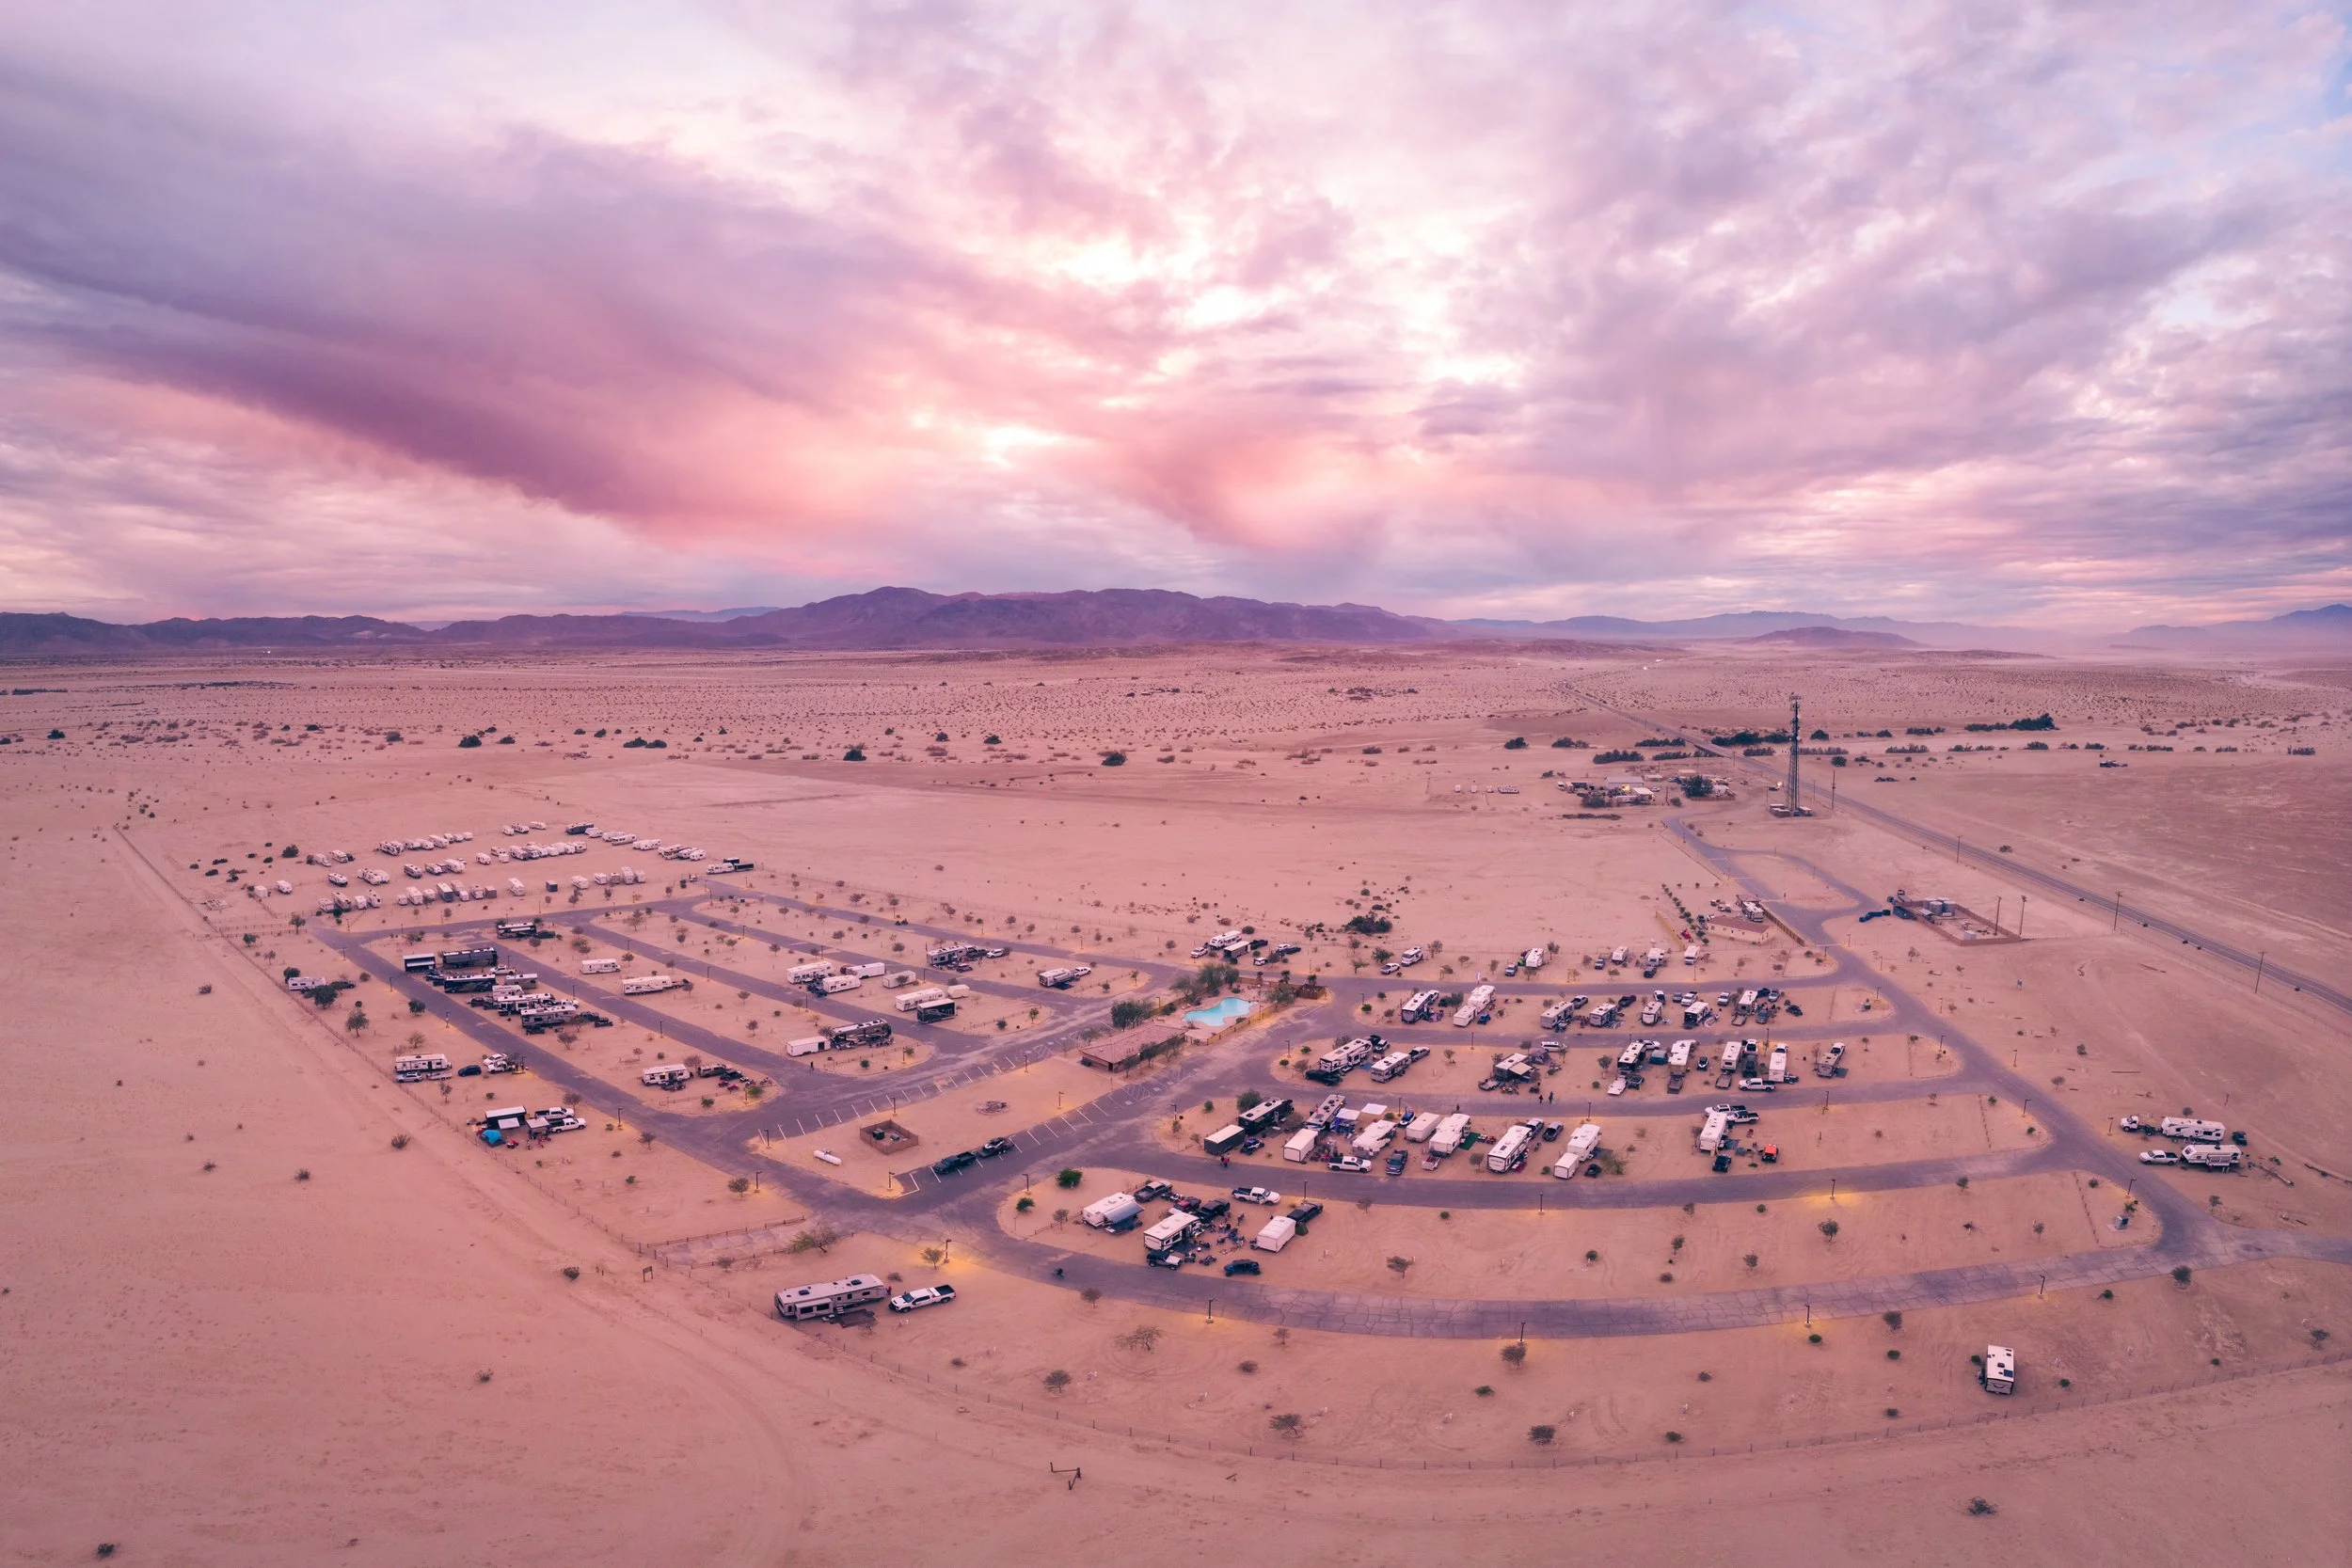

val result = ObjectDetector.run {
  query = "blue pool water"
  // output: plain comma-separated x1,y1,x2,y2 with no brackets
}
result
1184,996,1256,1028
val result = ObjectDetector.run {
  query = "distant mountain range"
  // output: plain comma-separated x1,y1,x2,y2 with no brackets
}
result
2119,603,2352,652
1,590,2341,657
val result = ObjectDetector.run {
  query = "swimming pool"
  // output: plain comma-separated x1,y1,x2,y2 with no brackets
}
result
1184,996,1255,1029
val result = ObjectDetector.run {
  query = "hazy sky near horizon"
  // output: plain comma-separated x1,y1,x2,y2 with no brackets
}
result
1,2,2347,626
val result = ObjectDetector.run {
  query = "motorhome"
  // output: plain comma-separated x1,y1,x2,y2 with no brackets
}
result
580,958,622,974
1282,1127,1321,1164
1983,1345,2017,1395
641,1065,691,1089
1429,1113,1472,1156
823,1019,894,1050
393,1053,453,1083
1080,1193,1143,1230
1453,984,1496,1027
440,946,498,970
2159,1117,2227,1142
774,1274,889,1322
1549,1121,1602,1177
402,953,439,974
1486,1120,1539,1173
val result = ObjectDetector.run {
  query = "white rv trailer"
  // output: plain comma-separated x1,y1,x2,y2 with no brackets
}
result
1522,947,1547,971
1252,1214,1297,1253
1767,1044,1790,1083
641,1065,691,1089
1486,1120,1539,1174
1282,1127,1321,1163
1983,1345,2017,1395
895,986,952,1012
1452,984,1496,1027
1697,1109,1732,1152
786,960,836,986
774,1274,889,1322
1429,1113,1472,1156
817,974,863,994
1404,1111,1443,1144
1549,1121,1602,1177
622,974,687,995
393,1053,453,1082
2159,1117,2227,1142
1349,1118,1399,1157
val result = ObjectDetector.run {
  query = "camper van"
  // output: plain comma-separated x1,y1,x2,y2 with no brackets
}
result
774,1274,889,1322
1486,1120,1539,1174
1549,1121,1602,1177
641,1065,691,1090
1982,1345,2017,1395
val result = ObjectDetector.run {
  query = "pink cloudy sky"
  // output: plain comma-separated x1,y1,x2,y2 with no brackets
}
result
1,1,2346,626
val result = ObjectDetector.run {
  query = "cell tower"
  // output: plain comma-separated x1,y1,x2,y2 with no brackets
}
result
1787,693,1803,807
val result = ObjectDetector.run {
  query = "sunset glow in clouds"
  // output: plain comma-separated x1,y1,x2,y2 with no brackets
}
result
1,2,2347,625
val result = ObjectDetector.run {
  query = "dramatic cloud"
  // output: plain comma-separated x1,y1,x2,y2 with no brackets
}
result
0,1,2345,624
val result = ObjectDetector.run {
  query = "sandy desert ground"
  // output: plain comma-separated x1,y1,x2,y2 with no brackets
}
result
3,641,2348,1566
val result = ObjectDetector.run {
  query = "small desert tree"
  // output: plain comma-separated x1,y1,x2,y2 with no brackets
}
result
1269,1412,1303,1439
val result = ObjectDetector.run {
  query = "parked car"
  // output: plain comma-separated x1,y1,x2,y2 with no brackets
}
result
1222,1259,1262,1277
977,1136,1015,1158
1286,1199,1324,1225
888,1284,958,1313
1240,1136,1263,1154
1384,1149,1408,1176
1231,1186,1281,1205
1133,1179,1174,1202
930,1150,978,1177
1328,1155,1373,1173
1196,1196,1232,1220
1711,1103,1759,1123
1147,1251,1184,1269
2118,1116,2144,1132
2139,1149,2181,1165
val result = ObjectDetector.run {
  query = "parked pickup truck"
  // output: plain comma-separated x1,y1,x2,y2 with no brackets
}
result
887,1284,959,1313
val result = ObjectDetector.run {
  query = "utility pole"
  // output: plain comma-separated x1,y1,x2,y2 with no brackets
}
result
2254,953,2267,994
2113,892,2122,931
